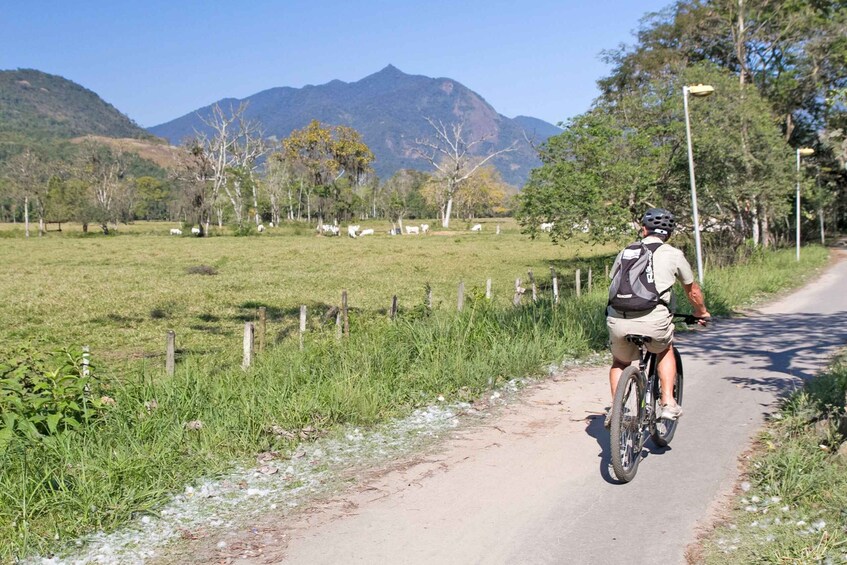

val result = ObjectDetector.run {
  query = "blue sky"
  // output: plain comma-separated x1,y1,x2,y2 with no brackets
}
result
2,1,671,128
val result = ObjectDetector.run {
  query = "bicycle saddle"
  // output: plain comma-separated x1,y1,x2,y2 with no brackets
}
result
625,334,652,346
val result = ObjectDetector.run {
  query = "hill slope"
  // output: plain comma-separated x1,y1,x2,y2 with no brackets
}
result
149,66,560,186
0,69,150,142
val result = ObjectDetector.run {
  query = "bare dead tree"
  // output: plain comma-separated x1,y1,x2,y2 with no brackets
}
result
415,117,516,228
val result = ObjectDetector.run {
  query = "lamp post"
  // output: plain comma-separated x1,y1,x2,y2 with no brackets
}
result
682,84,714,285
796,147,815,261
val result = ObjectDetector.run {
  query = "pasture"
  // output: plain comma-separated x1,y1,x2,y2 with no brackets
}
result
0,218,617,371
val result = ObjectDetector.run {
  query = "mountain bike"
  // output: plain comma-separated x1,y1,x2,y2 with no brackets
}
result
609,314,706,483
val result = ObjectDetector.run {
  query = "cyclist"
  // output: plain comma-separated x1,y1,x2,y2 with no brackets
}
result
604,208,710,427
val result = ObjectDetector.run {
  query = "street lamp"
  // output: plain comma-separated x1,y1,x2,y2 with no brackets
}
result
682,83,714,285
796,147,815,261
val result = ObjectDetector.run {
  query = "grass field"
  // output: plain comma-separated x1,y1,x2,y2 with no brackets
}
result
0,219,618,370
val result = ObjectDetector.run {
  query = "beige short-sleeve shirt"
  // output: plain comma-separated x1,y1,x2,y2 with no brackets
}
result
607,236,695,320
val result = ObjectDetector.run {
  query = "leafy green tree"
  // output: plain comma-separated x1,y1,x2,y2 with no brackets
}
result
518,64,793,246
281,120,374,224
133,176,170,220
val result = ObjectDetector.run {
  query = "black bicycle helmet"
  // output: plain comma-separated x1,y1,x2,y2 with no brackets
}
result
642,208,676,236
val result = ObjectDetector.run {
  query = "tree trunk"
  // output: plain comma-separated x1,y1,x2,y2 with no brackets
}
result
759,202,771,248
442,197,454,228
751,204,760,246
39,217,44,237
819,208,825,244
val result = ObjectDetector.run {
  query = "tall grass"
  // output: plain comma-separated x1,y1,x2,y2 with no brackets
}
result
0,245,830,560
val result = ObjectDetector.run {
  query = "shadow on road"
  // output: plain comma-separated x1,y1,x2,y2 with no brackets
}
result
679,311,847,400
585,415,673,485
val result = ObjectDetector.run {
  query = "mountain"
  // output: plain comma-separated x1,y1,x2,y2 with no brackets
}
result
149,65,561,186
0,69,151,142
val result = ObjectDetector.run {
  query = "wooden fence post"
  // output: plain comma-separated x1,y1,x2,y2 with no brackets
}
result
486,278,492,300
336,311,342,340
82,345,90,377
513,278,523,306
242,322,254,369
166,331,175,376
390,295,398,319
528,270,537,302
342,290,349,337
588,268,593,293
457,282,465,312
605,264,609,279
426,284,433,310
551,266,559,305
575,269,582,297
257,307,266,353
496,224,501,235
299,305,307,350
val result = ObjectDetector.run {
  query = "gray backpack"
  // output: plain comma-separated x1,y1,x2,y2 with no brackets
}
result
608,241,669,312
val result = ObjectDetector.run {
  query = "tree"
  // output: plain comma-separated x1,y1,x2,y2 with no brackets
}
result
195,102,267,229
74,139,130,234
282,120,374,225
133,176,171,220
171,139,214,234
415,117,516,228
454,165,513,220
518,64,794,246
381,169,430,231
3,148,49,237
264,152,296,225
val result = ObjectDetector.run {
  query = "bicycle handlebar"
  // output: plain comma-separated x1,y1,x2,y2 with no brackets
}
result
672,313,711,325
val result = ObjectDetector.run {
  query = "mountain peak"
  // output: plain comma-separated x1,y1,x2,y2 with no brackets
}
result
149,67,561,186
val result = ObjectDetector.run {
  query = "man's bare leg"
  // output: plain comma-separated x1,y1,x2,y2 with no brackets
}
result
657,346,678,406
609,357,631,398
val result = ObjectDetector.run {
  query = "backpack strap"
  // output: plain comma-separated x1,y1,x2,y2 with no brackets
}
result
644,241,672,309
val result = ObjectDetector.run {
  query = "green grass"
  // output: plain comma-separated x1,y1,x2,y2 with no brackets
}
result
0,221,832,561
0,219,616,367
699,359,847,564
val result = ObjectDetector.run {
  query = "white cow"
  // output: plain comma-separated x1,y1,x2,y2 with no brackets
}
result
347,224,360,238
191,227,201,236
540,222,554,232
470,224,482,232
170,228,182,236
359,228,374,237
406,226,420,235
257,224,265,233
420,224,429,234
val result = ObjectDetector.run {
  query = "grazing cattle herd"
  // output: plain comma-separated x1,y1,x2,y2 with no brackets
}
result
166,222,528,238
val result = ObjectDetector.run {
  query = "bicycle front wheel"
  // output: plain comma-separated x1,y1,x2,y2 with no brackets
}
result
651,346,684,447
610,366,645,482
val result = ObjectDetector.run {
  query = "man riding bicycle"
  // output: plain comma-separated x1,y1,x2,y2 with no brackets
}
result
605,208,710,428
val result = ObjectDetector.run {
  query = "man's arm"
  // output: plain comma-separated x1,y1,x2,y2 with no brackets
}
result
682,281,710,322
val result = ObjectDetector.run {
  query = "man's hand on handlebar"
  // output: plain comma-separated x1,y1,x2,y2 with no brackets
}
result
674,313,712,326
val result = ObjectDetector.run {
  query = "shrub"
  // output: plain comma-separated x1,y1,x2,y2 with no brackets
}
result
0,346,106,452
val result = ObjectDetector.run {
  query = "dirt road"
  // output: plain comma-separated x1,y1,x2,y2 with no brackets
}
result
179,252,847,565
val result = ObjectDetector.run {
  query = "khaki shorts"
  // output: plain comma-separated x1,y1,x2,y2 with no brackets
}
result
606,309,674,362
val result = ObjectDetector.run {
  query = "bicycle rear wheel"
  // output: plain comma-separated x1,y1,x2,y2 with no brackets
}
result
610,366,645,482
651,346,684,447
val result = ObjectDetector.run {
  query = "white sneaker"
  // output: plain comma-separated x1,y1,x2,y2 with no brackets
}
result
660,403,683,420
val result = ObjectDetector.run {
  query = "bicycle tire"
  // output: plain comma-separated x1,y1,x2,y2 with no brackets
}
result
610,366,645,482
651,346,684,447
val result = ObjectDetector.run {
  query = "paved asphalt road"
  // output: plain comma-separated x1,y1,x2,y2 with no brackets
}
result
231,252,847,565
